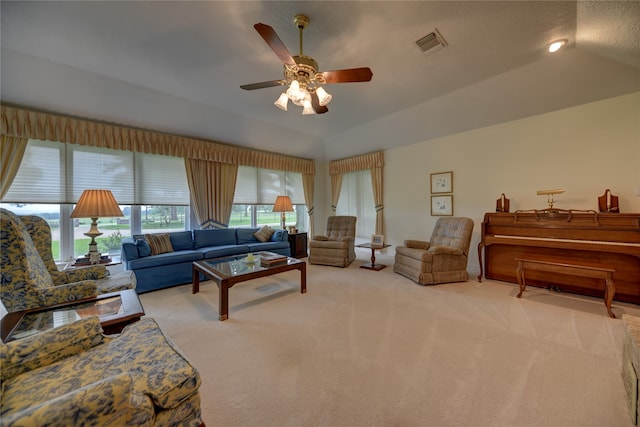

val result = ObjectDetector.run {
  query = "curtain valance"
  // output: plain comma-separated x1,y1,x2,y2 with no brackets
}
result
328,151,383,175
1,105,315,174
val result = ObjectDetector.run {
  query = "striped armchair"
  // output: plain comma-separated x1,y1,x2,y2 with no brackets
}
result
309,216,357,267
394,217,474,285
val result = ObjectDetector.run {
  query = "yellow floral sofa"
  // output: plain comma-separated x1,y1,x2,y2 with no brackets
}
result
0,208,136,312
1,316,203,426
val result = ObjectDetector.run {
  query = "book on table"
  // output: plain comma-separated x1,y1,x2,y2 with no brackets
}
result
260,254,288,267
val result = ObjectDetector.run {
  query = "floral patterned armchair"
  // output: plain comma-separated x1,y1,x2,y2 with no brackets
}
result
0,208,135,313
1,316,203,426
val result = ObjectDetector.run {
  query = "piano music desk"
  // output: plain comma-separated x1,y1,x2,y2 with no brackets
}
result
515,258,616,318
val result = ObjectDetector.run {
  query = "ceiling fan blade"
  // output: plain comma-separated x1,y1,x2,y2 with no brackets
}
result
311,92,329,114
320,67,373,84
254,23,296,66
240,80,284,90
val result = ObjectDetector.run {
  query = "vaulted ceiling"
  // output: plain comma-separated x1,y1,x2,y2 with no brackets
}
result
2,1,639,162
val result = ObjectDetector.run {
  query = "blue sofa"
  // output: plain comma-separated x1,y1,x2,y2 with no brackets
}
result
121,228,290,293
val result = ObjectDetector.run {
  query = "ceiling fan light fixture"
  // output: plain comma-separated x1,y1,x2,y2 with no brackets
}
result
274,92,289,111
302,98,315,115
315,86,332,106
548,39,567,53
243,14,371,116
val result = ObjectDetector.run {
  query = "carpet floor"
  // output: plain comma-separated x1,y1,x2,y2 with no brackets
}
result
139,251,640,427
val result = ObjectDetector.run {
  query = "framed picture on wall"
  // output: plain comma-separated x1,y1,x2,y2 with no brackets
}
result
431,195,453,216
430,171,453,194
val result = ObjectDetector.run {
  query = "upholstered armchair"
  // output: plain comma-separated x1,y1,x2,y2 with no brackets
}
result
394,217,474,285
0,208,135,313
1,316,203,426
309,216,357,267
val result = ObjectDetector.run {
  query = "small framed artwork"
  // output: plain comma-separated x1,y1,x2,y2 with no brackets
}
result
431,195,453,216
371,234,384,248
430,171,453,194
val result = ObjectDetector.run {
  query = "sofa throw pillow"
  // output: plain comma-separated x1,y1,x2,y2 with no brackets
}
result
145,233,174,256
253,225,275,243
136,239,152,257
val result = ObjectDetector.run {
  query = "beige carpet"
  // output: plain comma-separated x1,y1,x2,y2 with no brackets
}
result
139,251,640,427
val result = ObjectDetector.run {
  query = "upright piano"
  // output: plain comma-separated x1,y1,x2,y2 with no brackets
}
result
478,210,640,303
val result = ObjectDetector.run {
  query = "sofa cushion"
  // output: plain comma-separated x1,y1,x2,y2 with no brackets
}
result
1,318,200,417
121,239,140,260
198,245,250,259
271,229,286,242
146,233,174,255
193,229,237,248
1,317,104,381
1,372,154,427
102,318,201,409
135,239,152,257
253,225,275,242
169,231,194,251
127,250,202,270
236,228,260,244
247,241,290,253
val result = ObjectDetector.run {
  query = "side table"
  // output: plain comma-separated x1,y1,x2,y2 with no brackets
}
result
1,289,145,342
356,242,392,271
288,232,308,258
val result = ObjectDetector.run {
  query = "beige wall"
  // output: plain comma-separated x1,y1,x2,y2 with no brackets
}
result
375,92,639,275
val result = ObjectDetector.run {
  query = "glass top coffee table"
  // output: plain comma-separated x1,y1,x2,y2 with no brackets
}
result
1,289,144,342
192,251,306,321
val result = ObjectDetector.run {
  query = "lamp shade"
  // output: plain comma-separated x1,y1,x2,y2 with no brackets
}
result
272,195,294,213
70,189,124,218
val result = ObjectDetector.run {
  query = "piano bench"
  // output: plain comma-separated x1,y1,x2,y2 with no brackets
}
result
515,258,616,318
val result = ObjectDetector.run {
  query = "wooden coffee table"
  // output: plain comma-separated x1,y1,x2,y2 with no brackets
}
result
192,252,306,321
1,289,145,342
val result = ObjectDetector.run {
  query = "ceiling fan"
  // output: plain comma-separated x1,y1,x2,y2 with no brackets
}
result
240,14,373,115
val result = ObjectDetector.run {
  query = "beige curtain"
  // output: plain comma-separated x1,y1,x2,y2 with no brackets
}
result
370,166,384,235
302,173,315,237
1,105,315,174
330,174,342,214
185,159,238,229
329,151,384,232
0,135,28,199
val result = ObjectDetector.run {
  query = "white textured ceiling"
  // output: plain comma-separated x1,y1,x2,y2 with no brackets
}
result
1,1,639,161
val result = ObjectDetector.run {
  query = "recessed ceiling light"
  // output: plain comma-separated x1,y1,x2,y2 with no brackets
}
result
548,39,567,53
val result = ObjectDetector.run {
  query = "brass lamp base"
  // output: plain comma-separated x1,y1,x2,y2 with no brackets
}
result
84,217,103,264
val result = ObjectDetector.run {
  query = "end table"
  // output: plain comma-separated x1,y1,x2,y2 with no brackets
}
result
356,242,392,271
288,232,308,258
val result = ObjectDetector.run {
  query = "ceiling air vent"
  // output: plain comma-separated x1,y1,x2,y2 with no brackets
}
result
416,28,447,56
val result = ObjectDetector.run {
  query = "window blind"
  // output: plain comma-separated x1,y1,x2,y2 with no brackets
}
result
233,166,304,204
3,140,189,205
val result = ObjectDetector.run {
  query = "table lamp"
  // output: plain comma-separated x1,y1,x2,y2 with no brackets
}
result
272,195,294,229
70,189,124,264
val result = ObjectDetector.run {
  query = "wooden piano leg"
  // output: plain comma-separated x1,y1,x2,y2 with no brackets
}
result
604,274,616,319
516,260,525,298
477,242,484,282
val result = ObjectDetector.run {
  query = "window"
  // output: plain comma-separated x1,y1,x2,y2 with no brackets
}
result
2,140,190,261
336,170,375,238
232,166,307,230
